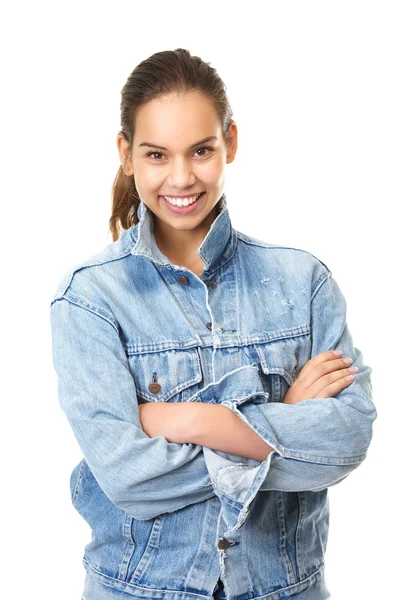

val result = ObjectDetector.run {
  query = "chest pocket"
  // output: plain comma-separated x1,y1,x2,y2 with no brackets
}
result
123,346,203,403
254,334,311,403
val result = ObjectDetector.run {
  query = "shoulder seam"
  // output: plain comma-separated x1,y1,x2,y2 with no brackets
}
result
236,231,333,274
52,247,134,301
311,270,332,302
50,294,119,332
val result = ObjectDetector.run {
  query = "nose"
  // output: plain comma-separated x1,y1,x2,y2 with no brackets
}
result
166,157,196,189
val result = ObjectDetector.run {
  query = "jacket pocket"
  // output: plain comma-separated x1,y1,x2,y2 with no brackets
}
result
254,333,311,403
123,345,203,403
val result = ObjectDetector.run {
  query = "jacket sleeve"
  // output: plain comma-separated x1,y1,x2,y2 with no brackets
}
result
240,271,377,490
49,295,215,521
202,271,378,533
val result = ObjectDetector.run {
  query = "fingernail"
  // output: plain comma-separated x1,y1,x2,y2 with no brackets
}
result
333,350,343,356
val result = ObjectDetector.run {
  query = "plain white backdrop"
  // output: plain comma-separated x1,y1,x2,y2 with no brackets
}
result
1,1,398,598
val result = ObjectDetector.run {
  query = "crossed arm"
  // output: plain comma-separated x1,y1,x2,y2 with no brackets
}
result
51,270,375,522
138,401,274,462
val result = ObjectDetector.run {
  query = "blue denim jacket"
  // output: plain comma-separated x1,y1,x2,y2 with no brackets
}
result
49,193,377,600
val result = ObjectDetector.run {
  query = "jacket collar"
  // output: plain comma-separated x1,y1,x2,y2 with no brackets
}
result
130,193,237,273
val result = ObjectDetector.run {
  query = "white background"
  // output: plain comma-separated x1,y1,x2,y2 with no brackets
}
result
1,1,398,598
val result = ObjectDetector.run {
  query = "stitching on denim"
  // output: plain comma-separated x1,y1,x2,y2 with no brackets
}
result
71,458,86,505
236,232,332,275
295,491,307,580
53,294,119,332
122,326,311,355
311,270,332,301
131,347,203,402
83,557,325,599
277,490,297,584
51,247,136,302
254,343,301,387
281,450,367,465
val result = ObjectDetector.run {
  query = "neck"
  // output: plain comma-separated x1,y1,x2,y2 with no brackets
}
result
153,207,218,269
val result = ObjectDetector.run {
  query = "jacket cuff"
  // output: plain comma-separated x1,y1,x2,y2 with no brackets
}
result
190,365,277,535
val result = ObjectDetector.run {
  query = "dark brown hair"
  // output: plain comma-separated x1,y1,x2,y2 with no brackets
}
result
109,48,234,242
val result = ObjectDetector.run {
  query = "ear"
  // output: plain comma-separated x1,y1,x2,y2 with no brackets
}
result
225,122,238,164
116,132,134,176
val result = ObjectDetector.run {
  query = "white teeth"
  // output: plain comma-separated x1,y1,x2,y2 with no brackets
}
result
162,193,202,207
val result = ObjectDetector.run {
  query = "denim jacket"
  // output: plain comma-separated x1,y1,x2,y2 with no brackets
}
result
49,193,377,600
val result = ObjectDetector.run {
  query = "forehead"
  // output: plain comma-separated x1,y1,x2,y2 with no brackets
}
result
134,91,221,145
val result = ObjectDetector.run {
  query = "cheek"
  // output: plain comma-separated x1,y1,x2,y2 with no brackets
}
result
136,170,165,192
198,157,225,185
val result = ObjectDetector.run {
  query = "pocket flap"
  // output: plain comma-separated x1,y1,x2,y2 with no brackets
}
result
255,335,311,387
124,346,203,403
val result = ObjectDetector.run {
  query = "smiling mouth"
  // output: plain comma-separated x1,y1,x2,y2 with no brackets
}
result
160,192,204,207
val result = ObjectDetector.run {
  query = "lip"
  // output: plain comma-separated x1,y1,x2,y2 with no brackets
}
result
160,193,204,199
160,192,205,214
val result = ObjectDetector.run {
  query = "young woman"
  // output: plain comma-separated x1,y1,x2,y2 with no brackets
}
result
50,48,377,600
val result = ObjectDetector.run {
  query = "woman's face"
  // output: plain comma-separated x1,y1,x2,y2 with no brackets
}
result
117,90,237,233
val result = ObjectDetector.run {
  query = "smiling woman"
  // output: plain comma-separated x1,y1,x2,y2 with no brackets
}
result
114,85,238,269
49,47,376,600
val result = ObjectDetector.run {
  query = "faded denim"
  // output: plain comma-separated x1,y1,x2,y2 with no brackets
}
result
50,193,377,599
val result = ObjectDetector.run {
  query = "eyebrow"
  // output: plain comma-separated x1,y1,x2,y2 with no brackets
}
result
138,136,218,151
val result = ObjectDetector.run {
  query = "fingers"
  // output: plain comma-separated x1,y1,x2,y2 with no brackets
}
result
311,374,356,399
296,350,340,381
283,350,358,405
306,361,358,397
297,350,354,388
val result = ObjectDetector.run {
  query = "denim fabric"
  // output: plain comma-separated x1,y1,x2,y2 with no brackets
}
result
50,193,375,600
82,570,331,600
82,574,227,600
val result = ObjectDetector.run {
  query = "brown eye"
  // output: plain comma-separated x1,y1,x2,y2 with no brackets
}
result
146,151,164,160
194,146,214,157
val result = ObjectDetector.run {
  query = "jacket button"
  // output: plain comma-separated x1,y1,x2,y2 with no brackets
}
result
218,538,231,550
206,322,212,330
148,382,161,394
178,275,189,285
